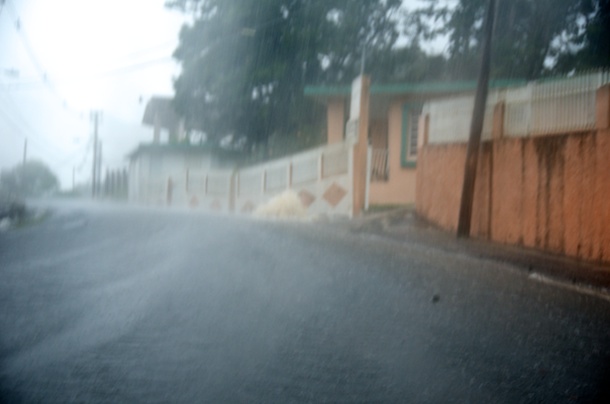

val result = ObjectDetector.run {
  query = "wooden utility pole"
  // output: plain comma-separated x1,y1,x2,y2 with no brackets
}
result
22,138,27,165
90,111,102,198
456,0,496,237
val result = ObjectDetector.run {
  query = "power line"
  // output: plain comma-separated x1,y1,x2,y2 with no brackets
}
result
5,0,83,117
3,55,176,89
3,2,307,92
0,106,64,155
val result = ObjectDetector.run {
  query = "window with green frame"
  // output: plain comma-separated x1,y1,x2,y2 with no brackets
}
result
401,103,422,168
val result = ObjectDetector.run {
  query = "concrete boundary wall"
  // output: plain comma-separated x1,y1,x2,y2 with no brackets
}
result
137,141,356,217
137,170,235,212
416,84,610,264
235,142,354,217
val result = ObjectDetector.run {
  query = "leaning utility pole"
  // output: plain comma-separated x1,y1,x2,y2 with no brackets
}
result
456,0,496,237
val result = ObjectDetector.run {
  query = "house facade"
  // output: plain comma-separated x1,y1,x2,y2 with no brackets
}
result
128,96,237,210
305,80,524,207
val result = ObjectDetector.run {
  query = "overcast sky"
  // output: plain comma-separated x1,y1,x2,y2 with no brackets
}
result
0,0,443,190
0,0,187,189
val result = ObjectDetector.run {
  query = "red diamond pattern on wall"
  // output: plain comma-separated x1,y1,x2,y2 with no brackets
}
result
323,182,347,207
298,190,316,207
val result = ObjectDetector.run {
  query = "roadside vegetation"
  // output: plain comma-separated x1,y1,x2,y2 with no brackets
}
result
167,0,609,159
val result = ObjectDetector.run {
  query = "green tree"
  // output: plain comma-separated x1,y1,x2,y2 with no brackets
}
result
0,160,59,198
167,0,402,151
552,0,610,73
408,0,609,80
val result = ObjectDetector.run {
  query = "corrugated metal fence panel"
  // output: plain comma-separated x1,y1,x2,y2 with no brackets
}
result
504,85,532,137
426,70,610,141
505,71,610,137
530,72,599,135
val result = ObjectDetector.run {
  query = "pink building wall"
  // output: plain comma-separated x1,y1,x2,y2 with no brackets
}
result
369,101,417,205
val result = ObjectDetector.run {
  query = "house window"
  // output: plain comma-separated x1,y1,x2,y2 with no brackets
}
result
401,104,422,167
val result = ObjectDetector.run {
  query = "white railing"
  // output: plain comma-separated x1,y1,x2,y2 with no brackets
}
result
370,148,389,181
505,71,610,136
424,70,610,143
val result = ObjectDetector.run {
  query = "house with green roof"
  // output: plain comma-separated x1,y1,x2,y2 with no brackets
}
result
304,79,525,207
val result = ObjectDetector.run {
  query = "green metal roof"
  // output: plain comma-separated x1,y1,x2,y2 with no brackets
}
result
304,79,527,99
303,86,351,97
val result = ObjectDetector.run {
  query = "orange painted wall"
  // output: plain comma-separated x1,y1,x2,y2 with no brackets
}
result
416,131,610,264
369,101,417,205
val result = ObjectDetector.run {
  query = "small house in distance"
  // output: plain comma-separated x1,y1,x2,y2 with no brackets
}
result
128,96,236,207
141,96,184,143
305,79,524,207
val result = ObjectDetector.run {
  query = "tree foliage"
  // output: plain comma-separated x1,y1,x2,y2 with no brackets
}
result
167,0,609,153
167,0,402,150
552,0,610,73
0,160,59,198
408,0,610,80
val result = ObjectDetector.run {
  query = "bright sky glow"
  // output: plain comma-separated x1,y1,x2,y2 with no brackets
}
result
0,0,449,190
0,0,187,189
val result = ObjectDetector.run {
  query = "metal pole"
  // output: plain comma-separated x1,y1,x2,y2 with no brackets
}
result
365,145,372,211
22,138,27,165
91,111,99,198
457,0,496,237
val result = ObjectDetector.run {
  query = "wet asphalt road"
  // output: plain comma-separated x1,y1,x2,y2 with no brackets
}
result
1,202,609,403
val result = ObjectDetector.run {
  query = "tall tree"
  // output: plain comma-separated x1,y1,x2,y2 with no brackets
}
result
552,0,610,73
408,0,609,80
167,0,401,150
0,160,59,198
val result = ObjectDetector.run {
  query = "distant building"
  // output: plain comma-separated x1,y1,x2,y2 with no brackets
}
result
141,96,184,143
128,97,237,206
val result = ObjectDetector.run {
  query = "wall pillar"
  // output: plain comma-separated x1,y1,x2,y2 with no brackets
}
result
352,76,370,216
417,113,429,150
596,84,610,130
492,101,505,140
327,98,345,144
